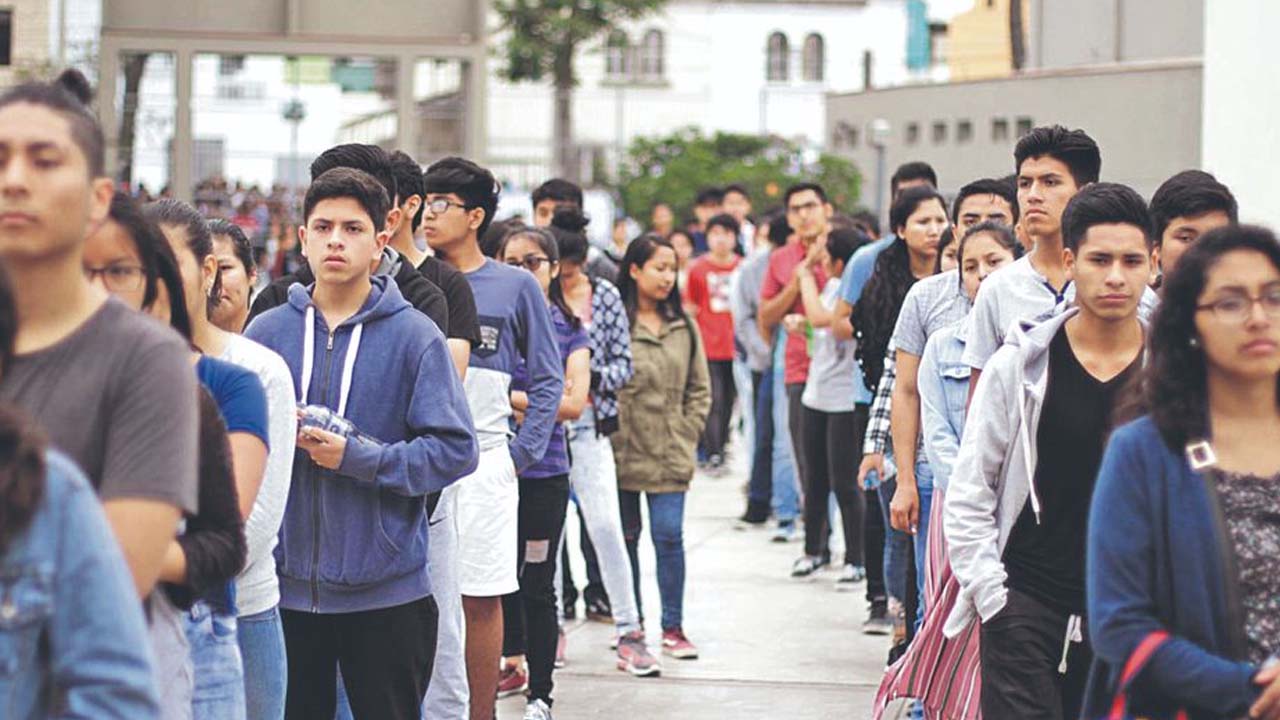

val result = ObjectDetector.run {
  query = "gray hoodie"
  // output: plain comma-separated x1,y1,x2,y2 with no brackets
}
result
943,306,1082,638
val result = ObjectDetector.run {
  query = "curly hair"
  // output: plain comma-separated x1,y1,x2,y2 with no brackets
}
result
1128,225,1280,450
0,265,46,556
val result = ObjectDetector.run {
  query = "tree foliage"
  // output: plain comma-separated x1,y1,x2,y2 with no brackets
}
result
616,128,862,223
493,0,666,86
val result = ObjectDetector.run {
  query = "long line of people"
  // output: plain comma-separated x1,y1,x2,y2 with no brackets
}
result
0,68,1277,720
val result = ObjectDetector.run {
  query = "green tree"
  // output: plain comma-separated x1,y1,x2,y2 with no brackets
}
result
616,127,862,225
493,0,666,182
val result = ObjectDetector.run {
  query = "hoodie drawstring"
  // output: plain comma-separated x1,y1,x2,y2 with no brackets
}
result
1059,614,1083,674
1019,393,1043,524
301,305,364,417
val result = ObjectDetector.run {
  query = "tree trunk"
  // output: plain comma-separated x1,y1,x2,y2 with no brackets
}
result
552,44,578,182
1009,0,1026,71
117,53,149,186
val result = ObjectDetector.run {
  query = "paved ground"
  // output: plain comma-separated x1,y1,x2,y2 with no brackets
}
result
497,446,907,720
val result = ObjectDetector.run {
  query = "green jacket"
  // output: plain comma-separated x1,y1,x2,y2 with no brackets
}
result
613,315,711,494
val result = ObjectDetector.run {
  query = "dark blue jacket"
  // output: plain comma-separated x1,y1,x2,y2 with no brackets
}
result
246,276,478,613
1085,415,1260,720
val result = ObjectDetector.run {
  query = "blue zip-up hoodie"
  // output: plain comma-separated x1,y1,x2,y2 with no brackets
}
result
1084,415,1260,720
245,275,478,613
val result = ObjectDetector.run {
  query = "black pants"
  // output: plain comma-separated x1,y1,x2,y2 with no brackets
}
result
785,383,809,506
980,588,1093,720
281,595,438,720
701,359,737,459
855,402,887,605
745,369,772,516
501,475,570,704
798,405,866,566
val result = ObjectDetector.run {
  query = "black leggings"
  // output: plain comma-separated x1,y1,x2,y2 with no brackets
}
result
701,359,737,458
798,405,866,566
501,475,570,704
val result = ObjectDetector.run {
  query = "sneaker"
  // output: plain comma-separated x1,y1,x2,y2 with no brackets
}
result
836,564,866,591
562,602,576,621
554,629,567,668
523,698,553,720
790,555,825,578
584,595,613,624
771,521,797,543
497,663,528,698
661,627,699,660
862,602,893,636
616,631,662,677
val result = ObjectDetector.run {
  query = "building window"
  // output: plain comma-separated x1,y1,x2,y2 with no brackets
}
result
932,121,947,143
992,118,1009,142
957,119,973,142
906,122,920,145
929,22,948,67
1016,116,1034,137
219,55,246,77
605,30,630,79
0,9,12,67
767,32,789,82
833,121,858,149
639,29,665,79
802,34,825,82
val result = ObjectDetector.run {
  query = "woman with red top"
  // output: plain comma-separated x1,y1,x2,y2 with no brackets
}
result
685,214,743,472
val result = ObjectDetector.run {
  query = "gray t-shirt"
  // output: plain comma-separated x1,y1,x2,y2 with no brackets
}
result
0,298,199,513
802,279,858,413
890,270,971,358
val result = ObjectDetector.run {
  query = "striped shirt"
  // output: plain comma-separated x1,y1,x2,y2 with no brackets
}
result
512,305,590,479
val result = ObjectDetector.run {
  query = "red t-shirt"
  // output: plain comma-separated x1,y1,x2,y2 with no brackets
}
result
760,240,827,385
686,254,741,361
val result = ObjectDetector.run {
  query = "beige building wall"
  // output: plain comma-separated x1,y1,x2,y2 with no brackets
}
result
0,0,52,86
946,0,1027,81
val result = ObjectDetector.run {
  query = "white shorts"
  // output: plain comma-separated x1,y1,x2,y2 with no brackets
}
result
455,444,519,597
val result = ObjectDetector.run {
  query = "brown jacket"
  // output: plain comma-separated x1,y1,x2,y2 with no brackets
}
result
613,315,711,494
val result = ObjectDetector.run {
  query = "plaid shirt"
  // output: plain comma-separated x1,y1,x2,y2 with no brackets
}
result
863,345,897,457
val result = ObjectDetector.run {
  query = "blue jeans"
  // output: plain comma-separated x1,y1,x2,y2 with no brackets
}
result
184,602,246,720
237,606,287,720
875,475,912,611
912,461,935,629
770,360,800,523
747,368,774,510
619,490,687,630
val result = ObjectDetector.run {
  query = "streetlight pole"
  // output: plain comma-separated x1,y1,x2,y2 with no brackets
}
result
867,118,890,224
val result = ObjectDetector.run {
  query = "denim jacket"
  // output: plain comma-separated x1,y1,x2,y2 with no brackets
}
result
1,451,157,719
917,318,971,493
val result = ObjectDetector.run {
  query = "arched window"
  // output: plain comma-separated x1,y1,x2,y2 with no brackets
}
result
802,33,825,81
640,29,665,79
605,30,630,79
767,32,789,82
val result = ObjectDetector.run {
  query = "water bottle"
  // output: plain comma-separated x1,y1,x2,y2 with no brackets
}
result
297,403,356,437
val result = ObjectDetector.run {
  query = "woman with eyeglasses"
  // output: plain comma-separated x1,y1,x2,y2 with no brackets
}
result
1084,225,1280,720
495,226,590,717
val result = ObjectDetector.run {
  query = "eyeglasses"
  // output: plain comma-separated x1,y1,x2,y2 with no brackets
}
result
787,201,822,215
506,255,554,273
83,264,145,292
424,197,471,215
1195,287,1280,323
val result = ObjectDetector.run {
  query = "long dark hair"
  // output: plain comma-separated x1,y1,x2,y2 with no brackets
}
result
499,226,581,332
146,198,221,319
617,233,689,326
111,201,193,341
853,187,948,393
1131,225,1280,451
0,263,47,556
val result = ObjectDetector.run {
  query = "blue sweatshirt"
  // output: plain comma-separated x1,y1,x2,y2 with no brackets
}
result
1084,415,1260,720
245,275,478,613
463,259,565,472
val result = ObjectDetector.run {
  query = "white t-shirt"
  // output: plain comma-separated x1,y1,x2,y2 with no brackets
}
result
221,333,298,616
802,279,858,413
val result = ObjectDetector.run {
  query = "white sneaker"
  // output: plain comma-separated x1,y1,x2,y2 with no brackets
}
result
836,564,866,591
524,698,554,720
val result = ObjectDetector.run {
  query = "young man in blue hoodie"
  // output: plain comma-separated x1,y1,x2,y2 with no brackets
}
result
423,157,565,720
943,183,1154,720
245,167,478,720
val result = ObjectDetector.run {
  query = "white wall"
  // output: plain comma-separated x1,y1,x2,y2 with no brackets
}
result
1201,0,1280,230
487,0,909,181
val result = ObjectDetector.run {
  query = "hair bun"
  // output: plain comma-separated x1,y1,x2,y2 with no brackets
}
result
55,69,93,105
550,206,589,233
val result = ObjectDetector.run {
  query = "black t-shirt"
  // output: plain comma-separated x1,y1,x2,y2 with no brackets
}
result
1003,326,1140,615
418,255,482,348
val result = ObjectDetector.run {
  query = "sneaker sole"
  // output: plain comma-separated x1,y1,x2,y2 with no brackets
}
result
862,624,893,636
496,683,528,699
662,647,699,660
617,658,662,677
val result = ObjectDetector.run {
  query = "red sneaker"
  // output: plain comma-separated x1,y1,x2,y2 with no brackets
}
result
496,663,527,698
661,627,699,660
616,631,662,677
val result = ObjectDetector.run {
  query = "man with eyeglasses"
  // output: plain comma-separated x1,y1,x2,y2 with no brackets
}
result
423,157,563,720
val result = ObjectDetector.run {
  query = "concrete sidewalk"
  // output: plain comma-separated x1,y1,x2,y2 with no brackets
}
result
498,448,899,719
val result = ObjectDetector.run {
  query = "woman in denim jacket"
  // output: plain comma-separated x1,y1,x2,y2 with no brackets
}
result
0,265,158,718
